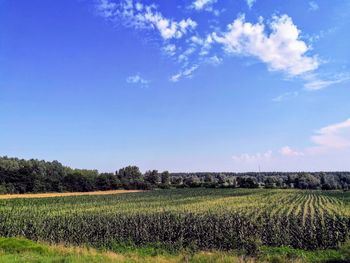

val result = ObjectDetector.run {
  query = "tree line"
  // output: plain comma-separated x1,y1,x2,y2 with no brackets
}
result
0,156,350,194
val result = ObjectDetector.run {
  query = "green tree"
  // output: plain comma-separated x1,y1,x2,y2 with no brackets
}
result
144,170,160,185
161,171,170,185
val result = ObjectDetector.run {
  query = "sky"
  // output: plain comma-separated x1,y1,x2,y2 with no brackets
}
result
1,0,350,172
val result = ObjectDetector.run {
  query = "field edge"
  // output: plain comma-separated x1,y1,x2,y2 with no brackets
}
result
0,237,350,263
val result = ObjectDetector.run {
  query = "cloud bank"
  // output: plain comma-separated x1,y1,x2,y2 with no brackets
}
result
213,15,319,76
233,118,350,164
311,118,350,150
95,0,323,84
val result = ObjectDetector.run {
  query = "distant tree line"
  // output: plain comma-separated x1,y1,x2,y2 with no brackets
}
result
170,172,350,190
0,156,350,194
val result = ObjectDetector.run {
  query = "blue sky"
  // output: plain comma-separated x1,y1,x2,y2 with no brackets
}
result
1,0,350,172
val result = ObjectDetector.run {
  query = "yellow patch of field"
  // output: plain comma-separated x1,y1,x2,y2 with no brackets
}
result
0,190,143,199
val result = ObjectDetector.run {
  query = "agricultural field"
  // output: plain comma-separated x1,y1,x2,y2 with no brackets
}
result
0,188,350,258
0,189,142,200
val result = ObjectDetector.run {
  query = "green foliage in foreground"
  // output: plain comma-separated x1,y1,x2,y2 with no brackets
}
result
0,237,122,263
0,237,350,263
1,189,350,251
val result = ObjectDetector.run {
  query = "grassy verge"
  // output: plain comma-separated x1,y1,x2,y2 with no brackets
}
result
260,245,350,263
0,237,349,262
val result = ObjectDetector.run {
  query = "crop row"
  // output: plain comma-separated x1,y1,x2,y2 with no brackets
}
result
0,211,349,250
0,189,349,251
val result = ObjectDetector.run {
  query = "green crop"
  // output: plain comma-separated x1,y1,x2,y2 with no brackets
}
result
0,188,349,251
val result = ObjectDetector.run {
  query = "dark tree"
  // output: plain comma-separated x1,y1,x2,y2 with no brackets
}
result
161,171,170,185
144,170,160,185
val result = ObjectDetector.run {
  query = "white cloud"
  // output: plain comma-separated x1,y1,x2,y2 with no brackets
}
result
96,0,197,40
135,2,143,11
272,91,298,102
170,65,199,82
304,74,350,90
96,2,326,84
309,1,319,11
126,74,150,88
234,119,350,166
213,14,319,76
178,47,196,63
163,44,177,56
311,119,350,149
191,34,214,56
283,119,350,156
192,0,217,10
206,55,223,66
191,0,221,15
279,146,304,156
232,150,272,162
280,118,350,156
246,0,256,9
96,0,203,82
95,0,117,18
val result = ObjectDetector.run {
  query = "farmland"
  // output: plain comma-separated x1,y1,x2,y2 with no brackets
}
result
0,188,350,256
0,189,142,200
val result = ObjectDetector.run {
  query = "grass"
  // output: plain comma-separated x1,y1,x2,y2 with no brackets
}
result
0,237,350,263
260,245,350,263
0,237,175,263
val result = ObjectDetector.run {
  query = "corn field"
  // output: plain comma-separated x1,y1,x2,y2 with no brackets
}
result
0,189,349,251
